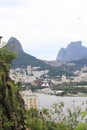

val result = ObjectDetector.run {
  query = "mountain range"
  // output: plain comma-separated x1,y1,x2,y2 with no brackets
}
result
6,37,87,76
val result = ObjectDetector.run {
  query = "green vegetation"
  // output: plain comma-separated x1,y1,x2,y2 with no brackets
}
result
51,82,87,95
0,46,26,130
11,51,52,69
68,57,87,70
26,101,87,130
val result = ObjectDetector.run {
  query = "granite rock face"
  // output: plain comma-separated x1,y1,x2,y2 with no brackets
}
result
57,41,87,62
7,37,24,54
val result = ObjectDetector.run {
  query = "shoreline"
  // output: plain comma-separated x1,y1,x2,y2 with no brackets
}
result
35,91,87,97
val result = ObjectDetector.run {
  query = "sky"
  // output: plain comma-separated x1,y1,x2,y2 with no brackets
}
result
0,0,87,60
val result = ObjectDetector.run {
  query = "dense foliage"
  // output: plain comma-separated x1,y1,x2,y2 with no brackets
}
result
0,47,26,130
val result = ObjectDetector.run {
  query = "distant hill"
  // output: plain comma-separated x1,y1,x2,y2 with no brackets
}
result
66,56,87,71
57,41,87,62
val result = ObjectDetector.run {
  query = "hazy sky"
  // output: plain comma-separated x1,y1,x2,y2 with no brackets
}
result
0,0,87,60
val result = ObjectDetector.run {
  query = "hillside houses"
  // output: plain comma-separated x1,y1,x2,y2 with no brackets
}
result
10,65,49,85
10,65,87,87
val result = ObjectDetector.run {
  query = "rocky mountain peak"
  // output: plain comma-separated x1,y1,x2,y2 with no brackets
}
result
7,37,24,54
57,41,87,62
67,41,82,48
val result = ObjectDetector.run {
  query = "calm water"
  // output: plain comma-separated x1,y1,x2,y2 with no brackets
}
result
36,93,87,110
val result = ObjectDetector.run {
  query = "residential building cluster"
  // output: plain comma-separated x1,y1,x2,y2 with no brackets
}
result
10,65,87,87
10,65,49,85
